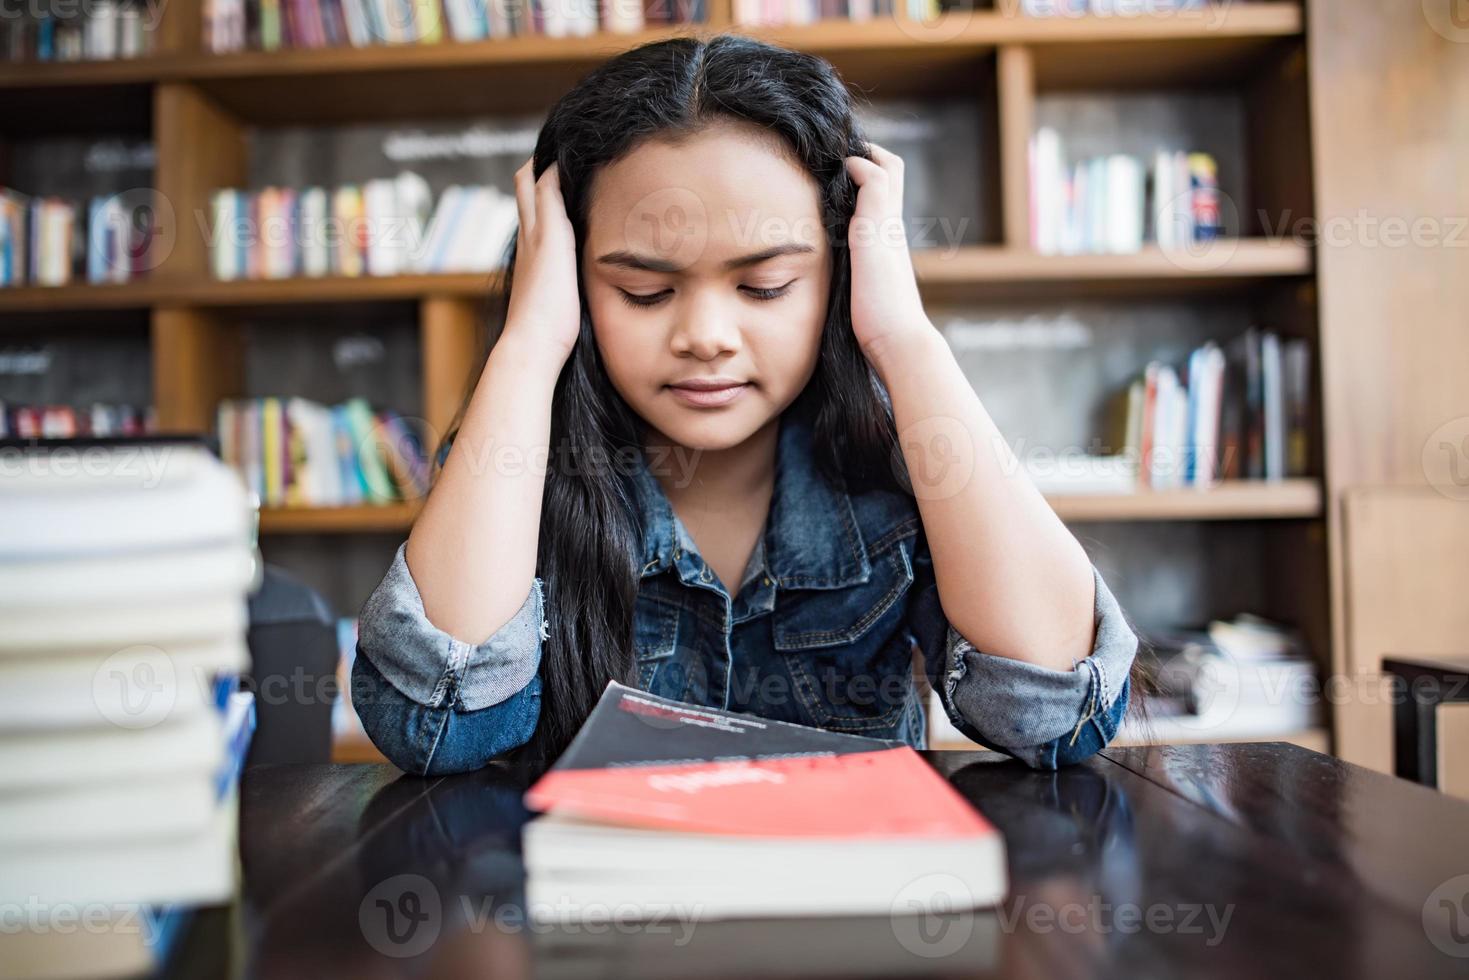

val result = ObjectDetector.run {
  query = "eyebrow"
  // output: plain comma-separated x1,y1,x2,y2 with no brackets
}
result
594,242,817,274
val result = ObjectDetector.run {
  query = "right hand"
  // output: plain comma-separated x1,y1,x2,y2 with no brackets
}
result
502,158,582,366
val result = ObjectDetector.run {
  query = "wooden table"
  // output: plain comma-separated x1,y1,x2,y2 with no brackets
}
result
167,744,1469,978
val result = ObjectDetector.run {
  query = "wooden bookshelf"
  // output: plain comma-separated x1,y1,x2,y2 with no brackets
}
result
252,482,1322,534
1049,480,1322,523
6,0,1367,766
0,241,1309,314
257,502,423,534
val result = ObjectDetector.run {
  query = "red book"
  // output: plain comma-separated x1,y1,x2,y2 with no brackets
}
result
522,682,1007,923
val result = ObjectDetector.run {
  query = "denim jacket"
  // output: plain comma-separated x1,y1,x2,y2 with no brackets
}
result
352,407,1138,776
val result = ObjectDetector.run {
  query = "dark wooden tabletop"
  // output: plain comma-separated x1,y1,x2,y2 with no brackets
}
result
169,744,1469,979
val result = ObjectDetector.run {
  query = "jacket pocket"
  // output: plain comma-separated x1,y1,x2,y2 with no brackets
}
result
633,593,680,692
770,544,916,732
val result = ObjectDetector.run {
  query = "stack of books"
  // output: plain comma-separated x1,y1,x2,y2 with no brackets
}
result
204,0,708,52
0,440,258,978
0,402,155,439
732,0,894,26
217,396,430,508
524,682,1007,922
0,188,157,287
207,176,516,280
0,1,155,63
1020,0,1205,15
1122,614,1324,742
1115,328,1310,488
1030,128,1223,255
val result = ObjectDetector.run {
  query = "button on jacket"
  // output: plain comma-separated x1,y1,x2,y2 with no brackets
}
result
352,406,1139,776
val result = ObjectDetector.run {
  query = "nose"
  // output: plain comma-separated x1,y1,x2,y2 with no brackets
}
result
669,286,742,361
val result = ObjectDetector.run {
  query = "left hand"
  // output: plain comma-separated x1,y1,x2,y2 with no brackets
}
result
843,141,937,371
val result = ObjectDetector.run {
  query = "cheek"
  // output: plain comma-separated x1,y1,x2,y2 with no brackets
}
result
588,292,661,396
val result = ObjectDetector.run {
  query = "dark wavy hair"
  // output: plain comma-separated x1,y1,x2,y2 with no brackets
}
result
437,33,904,766
441,32,1154,766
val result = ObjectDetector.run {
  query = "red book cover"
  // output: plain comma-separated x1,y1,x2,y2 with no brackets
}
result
522,682,998,842
526,746,998,840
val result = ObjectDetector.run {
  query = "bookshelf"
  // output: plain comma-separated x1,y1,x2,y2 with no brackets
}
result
3,0,1344,767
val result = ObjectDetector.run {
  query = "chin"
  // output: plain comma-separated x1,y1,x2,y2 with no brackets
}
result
645,404,769,452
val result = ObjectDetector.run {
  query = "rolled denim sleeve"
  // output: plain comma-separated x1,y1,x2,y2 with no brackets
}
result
910,535,1138,769
352,541,548,773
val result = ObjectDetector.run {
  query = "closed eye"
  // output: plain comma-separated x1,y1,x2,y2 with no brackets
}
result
616,280,796,310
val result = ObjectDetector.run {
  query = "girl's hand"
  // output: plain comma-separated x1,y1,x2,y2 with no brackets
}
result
502,159,582,366
843,142,937,372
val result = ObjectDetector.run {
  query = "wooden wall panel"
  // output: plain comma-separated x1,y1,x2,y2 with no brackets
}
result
1307,1,1469,772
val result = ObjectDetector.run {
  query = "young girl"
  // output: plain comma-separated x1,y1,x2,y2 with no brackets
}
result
353,33,1142,775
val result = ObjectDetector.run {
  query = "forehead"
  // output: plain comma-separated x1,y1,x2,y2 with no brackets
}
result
585,123,827,267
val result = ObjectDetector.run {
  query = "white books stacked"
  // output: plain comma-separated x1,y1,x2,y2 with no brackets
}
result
0,441,258,973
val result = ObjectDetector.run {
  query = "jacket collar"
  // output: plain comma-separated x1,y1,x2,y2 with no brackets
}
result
628,405,872,591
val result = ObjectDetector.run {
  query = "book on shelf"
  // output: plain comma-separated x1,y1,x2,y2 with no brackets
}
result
0,402,155,439
0,0,155,63
1116,328,1309,489
0,187,157,288
208,176,516,280
733,0,895,26
1029,125,1224,255
522,680,1007,923
217,395,429,509
205,0,708,52
1019,0,1206,15
0,441,256,980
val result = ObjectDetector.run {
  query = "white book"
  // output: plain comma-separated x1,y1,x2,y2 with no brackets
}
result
0,544,257,610
0,712,224,793
1030,127,1063,254
298,187,330,278
362,178,401,276
1261,331,1285,480
525,811,1007,923
0,450,251,561
0,784,239,908
0,774,220,847
0,633,248,719
1105,154,1144,253
1191,343,1226,486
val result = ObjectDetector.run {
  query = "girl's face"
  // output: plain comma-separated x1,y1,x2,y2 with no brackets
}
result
583,122,832,452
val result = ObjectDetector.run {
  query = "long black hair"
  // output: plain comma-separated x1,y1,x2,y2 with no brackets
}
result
442,32,1153,766
437,33,904,766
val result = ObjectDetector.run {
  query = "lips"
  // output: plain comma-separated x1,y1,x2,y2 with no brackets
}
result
666,379,750,408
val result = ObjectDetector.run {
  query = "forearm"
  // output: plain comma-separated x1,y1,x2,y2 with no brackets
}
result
870,328,1096,671
406,332,563,645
